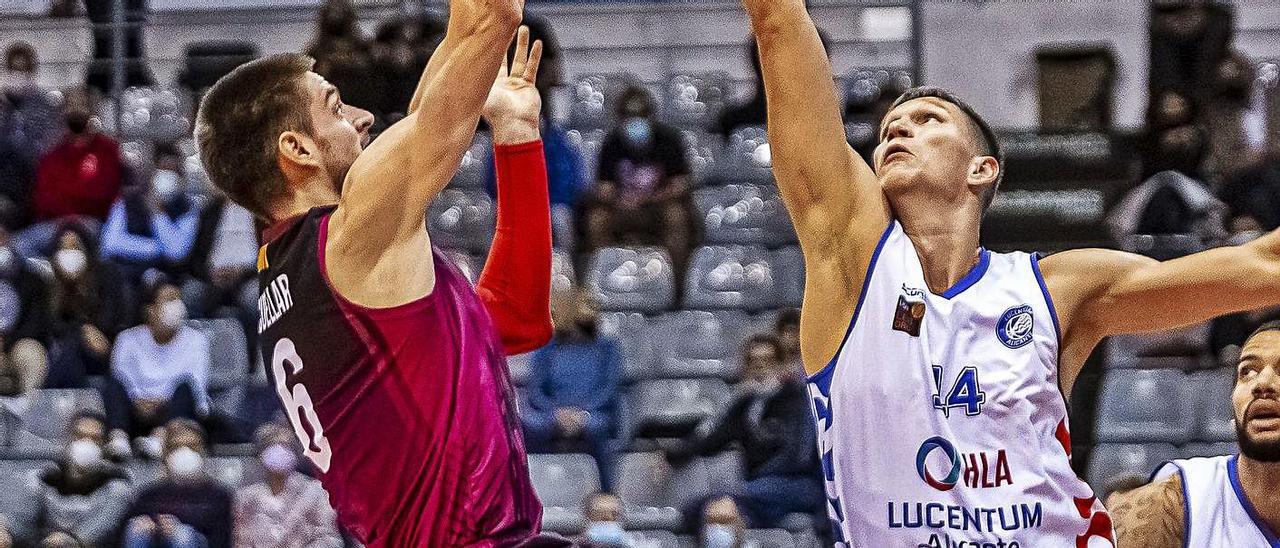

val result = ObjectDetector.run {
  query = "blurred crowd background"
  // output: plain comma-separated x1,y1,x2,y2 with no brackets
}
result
0,0,1278,547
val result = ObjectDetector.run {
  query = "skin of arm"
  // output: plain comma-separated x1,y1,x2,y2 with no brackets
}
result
1042,228,1280,397
1108,474,1185,548
743,0,891,375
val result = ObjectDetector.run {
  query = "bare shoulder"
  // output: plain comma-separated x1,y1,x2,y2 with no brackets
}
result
324,205,436,309
1036,248,1155,332
1109,473,1185,548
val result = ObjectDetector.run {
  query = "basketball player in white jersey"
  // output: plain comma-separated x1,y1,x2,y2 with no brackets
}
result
741,0,1280,546
1107,321,1280,547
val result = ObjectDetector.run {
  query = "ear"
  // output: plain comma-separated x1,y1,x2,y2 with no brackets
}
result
967,155,999,191
278,131,322,171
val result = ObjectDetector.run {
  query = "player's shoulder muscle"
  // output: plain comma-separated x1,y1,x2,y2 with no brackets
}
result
1110,473,1185,548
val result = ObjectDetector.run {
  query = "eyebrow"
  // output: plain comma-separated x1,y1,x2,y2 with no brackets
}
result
324,87,338,107
879,101,950,140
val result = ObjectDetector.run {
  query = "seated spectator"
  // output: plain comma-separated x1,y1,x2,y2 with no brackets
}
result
485,15,585,250
101,143,204,283
713,37,767,138
1142,90,1209,180
306,0,377,118
578,492,625,547
1220,152,1280,231
184,190,258,343
233,423,341,548
44,219,133,389
664,335,823,529
34,411,134,547
31,94,123,223
0,225,50,397
1,42,64,228
122,419,232,548
580,84,695,278
523,288,621,491
105,277,210,443
369,14,445,126
773,308,802,376
1106,169,1228,251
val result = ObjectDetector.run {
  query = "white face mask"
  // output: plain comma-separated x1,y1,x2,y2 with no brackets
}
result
702,524,736,548
260,444,298,474
67,438,103,469
54,248,88,278
0,246,15,276
151,169,183,203
166,446,204,478
159,299,187,330
584,521,627,546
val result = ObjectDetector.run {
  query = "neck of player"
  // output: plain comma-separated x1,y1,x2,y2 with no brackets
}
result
270,174,344,225
897,203,983,296
1238,455,1280,532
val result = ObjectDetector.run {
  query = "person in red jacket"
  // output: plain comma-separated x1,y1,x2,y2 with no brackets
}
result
32,105,124,222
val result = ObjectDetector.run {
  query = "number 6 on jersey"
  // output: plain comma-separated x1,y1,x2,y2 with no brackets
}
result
272,337,334,472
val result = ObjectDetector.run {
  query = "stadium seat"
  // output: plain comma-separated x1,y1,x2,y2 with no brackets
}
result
684,245,777,311
664,73,727,130
566,128,607,182
0,458,50,534
428,189,496,254
528,453,601,534
693,184,795,247
17,389,105,444
614,452,711,531
1106,321,1211,361
117,87,190,142
208,456,262,489
1095,369,1197,444
191,318,249,392
745,529,798,548
683,130,725,186
723,126,773,184
627,379,730,438
1179,442,1237,460
451,133,492,189
703,450,745,495
652,310,751,379
570,74,638,130
1086,443,1177,500
508,353,533,386
772,247,805,308
623,530,682,548
552,249,576,293
1193,368,1238,443
596,311,658,382
585,247,676,313
178,40,259,94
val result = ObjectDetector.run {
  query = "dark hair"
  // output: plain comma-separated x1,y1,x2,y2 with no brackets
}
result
775,308,800,332
153,142,182,163
616,84,654,119
744,333,783,362
1247,321,1280,345
887,86,1004,211
195,53,316,220
140,272,177,306
4,42,35,70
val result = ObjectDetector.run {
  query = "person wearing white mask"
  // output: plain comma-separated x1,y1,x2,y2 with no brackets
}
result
0,225,50,398
101,142,205,283
33,411,135,548
106,277,211,449
233,422,341,548
44,221,132,392
577,492,629,547
123,419,232,548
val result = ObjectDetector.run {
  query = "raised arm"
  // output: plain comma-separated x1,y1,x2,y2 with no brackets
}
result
742,0,891,374
1043,229,1280,392
325,0,521,306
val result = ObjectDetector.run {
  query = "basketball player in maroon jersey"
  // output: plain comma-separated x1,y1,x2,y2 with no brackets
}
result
194,0,562,541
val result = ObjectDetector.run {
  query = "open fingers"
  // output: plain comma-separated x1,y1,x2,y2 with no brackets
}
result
524,39,543,84
510,25,530,78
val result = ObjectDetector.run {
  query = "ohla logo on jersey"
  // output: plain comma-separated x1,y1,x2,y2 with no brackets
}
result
996,304,1034,349
916,436,1014,491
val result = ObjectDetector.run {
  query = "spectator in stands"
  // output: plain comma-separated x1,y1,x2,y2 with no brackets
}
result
578,492,626,547
44,219,133,389
101,143,203,282
773,308,802,375
1149,0,1233,109
486,15,585,250
106,277,210,444
1106,169,1228,251
233,423,341,548
83,0,154,94
184,189,258,340
369,14,445,125
582,84,695,278
306,0,376,117
122,419,232,548
34,411,134,547
664,334,823,529
0,225,50,397
1220,152,1280,231
524,288,621,491
31,97,124,223
1143,90,1208,180
714,31,832,138
1203,51,1266,182
698,496,747,548
1,42,63,228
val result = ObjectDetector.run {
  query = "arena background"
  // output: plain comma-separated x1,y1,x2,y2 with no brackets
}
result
0,0,1279,546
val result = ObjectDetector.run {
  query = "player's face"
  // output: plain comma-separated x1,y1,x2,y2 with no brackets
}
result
873,98,984,206
304,72,373,193
1234,330,1280,461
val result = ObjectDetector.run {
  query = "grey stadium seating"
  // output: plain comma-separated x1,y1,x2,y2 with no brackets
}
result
1094,369,1197,445
585,247,676,313
1086,443,1177,500
626,378,730,439
683,245,778,311
693,184,796,248
427,189,496,254
744,528,798,548
528,453,601,534
664,73,727,130
652,310,751,380
613,452,711,531
16,389,105,444
451,133,493,189
1193,367,1239,443
596,311,659,382
723,126,773,184
0,459,50,539
772,246,805,309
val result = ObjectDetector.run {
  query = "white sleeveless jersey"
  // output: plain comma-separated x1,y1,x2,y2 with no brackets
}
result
1153,455,1280,547
808,220,1115,548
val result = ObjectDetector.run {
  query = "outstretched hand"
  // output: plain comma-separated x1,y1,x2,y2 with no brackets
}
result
484,25,543,144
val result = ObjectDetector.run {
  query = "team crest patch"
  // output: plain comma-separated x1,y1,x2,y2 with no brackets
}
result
997,304,1034,349
893,295,926,337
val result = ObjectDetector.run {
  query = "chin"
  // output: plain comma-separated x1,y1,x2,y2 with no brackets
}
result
1238,424,1280,462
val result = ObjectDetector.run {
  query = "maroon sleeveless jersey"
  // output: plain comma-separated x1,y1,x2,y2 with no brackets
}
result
256,206,542,547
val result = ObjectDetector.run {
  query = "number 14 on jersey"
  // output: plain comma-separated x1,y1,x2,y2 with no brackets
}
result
932,365,986,417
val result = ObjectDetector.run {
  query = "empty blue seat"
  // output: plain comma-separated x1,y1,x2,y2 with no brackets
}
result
614,452,710,531
745,529,798,548
684,245,777,311
1087,443,1178,501
528,453,601,534
1179,442,1237,460
190,318,248,392
772,247,805,308
428,189,495,254
451,133,492,189
1194,368,1238,443
1095,369,1196,444
585,247,676,313
652,310,751,379
683,130,725,186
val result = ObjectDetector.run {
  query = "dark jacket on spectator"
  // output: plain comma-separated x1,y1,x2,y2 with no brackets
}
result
37,462,134,547
123,477,234,548
0,253,51,350
48,222,134,379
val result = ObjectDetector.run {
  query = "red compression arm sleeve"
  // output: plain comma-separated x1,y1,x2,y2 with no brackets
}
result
476,140,553,355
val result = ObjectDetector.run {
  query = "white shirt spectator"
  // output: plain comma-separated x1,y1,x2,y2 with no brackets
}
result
234,473,342,548
110,325,210,414
208,201,258,272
